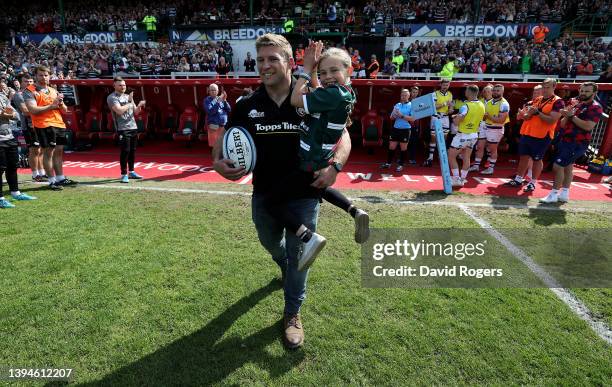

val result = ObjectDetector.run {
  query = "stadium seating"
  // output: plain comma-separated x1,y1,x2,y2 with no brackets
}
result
134,110,150,143
172,106,199,146
100,112,119,142
77,107,103,142
361,110,384,149
157,105,179,139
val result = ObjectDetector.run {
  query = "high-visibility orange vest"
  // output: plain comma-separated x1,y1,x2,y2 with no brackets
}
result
295,49,304,66
367,60,379,78
521,95,562,139
351,54,360,71
26,84,66,129
533,26,549,44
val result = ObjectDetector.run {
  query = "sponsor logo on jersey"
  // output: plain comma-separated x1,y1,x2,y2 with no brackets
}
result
254,122,301,132
248,109,265,118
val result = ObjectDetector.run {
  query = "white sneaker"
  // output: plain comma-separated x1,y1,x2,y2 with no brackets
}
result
451,176,464,187
468,165,479,172
558,190,569,202
480,167,494,175
298,233,327,271
539,192,559,203
354,209,370,244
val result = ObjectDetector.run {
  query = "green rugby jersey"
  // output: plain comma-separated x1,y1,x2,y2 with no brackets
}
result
300,84,356,172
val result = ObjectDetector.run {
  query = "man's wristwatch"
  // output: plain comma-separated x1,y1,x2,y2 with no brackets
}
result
332,161,343,173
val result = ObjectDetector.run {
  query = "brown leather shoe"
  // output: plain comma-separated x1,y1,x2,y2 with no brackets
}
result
283,313,304,349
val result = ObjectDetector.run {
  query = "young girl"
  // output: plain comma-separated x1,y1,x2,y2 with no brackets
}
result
264,42,370,271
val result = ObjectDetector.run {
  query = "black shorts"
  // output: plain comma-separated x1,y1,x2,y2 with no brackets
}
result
390,128,411,143
554,141,589,167
35,126,68,148
0,139,19,170
518,135,552,161
23,127,40,147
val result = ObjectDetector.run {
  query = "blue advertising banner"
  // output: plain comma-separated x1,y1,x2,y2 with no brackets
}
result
170,27,284,42
17,31,149,45
397,24,560,39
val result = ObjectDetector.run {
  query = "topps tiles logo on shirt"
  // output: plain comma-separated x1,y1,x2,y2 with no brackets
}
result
254,122,301,132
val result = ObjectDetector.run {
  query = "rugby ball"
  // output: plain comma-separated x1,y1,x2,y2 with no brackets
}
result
222,126,257,174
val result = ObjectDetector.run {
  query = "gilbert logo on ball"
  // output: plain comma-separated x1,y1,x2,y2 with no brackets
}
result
222,126,257,174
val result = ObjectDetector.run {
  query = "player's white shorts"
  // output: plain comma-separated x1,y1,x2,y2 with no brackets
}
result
430,114,450,132
451,132,478,149
477,121,487,139
485,126,504,143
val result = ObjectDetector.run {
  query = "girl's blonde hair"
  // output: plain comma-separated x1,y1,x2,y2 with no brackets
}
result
319,47,352,74
318,47,354,127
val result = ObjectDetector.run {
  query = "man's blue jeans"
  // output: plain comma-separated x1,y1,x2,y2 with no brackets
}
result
252,194,320,315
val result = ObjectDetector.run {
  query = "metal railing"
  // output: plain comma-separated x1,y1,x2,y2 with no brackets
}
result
589,112,609,155
390,72,600,82
99,71,601,81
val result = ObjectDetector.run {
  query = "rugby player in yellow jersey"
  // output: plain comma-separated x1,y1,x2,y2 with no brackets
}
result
424,79,453,166
470,84,493,172
448,85,485,187
480,84,510,175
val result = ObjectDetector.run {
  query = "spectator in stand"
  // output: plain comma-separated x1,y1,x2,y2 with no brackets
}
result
559,57,577,78
216,56,231,76
397,41,408,71
367,55,380,79
203,84,230,148
350,49,362,77
391,49,404,75
520,50,532,73
532,22,550,45
438,55,459,80
294,44,305,73
355,59,367,78
576,57,593,76
86,59,102,78
598,64,612,83
381,57,396,77
244,51,256,72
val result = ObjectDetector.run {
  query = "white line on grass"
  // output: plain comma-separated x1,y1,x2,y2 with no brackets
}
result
81,183,612,213
459,204,612,345
85,184,252,196
76,183,612,342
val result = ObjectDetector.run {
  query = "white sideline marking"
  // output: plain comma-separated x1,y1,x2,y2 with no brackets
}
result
80,183,612,213
85,184,252,196
238,173,253,185
459,204,612,345
76,183,612,343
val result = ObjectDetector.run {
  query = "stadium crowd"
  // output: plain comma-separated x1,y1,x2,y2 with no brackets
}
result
0,35,610,80
1,0,608,36
378,35,612,77
0,41,237,79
